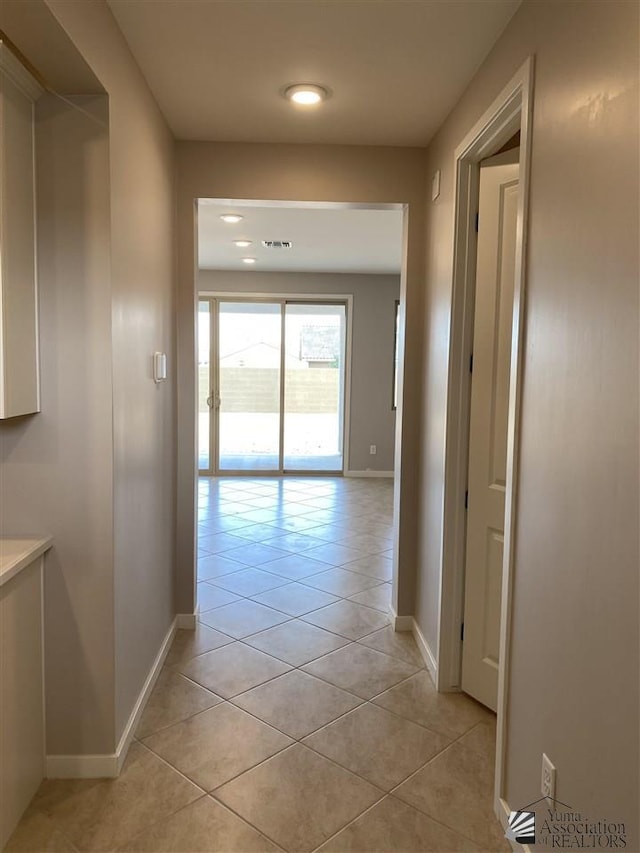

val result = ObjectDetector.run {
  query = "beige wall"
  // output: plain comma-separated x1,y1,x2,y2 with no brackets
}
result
177,144,427,619
199,269,400,472
0,93,114,755
44,0,177,744
0,0,176,753
418,0,638,839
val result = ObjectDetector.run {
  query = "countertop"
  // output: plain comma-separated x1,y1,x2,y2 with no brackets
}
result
0,536,53,588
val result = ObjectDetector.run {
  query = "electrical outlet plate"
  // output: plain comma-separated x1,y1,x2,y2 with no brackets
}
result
369,445,377,455
541,753,556,800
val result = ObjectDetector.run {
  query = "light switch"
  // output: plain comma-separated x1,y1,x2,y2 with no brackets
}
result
432,169,441,201
153,352,167,383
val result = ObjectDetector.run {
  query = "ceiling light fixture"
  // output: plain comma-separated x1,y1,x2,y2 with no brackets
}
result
241,257,256,264
233,240,252,248
283,83,330,106
220,214,243,223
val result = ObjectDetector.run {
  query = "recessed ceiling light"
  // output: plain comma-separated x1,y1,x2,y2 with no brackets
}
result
284,83,330,106
233,240,252,248
241,257,256,264
220,214,243,223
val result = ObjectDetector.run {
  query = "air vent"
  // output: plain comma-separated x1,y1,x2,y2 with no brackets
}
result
261,240,292,249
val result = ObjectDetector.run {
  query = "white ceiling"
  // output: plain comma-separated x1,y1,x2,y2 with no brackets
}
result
198,202,403,274
107,0,521,147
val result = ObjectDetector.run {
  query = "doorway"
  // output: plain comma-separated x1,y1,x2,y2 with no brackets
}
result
460,148,520,712
198,297,349,475
436,58,533,831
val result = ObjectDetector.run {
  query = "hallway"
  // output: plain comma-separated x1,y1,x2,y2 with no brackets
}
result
7,478,507,852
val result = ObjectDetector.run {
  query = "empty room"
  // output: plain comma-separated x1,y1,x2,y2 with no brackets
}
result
0,1,637,851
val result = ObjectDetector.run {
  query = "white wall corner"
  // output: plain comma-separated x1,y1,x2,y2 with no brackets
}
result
411,618,438,684
345,470,394,478
46,616,177,779
388,603,413,632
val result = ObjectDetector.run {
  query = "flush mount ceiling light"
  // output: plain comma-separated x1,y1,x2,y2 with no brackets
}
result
241,257,256,264
220,214,243,223
233,240,252,248
283,83,330,106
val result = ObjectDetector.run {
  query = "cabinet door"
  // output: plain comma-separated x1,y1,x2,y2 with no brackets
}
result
0,559,45,848
0,48,41,418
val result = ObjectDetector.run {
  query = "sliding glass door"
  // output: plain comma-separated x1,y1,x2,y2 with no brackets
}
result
218,301,282,471
198,300,212,471
198,297,347,475
283,303,346,471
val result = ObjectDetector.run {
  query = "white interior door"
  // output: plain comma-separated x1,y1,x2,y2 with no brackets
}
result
461,150,519,711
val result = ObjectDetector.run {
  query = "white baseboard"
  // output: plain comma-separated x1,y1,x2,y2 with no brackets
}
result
46,617,177,779
176,610,198,629
497,796,530,852
411,617,438,684
388,607,438,683
388,604,413,632
45,752,119,779
345,470,394,478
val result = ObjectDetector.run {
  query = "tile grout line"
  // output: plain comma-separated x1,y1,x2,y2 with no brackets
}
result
140,677,465,815
134,476,421,849
182,477,497,850
142,653,470,786
384,720,502,850
207,741,388,846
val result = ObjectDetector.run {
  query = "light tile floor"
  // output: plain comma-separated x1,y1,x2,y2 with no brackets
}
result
7,477,509,853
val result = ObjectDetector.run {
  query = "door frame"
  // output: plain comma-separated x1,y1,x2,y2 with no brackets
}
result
198,292,353,476
196,293,218,477
435,57,534,825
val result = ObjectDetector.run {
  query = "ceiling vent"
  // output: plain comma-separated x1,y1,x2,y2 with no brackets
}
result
261,240,292,249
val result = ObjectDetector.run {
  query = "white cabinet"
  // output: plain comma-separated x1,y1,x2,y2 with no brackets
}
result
0,537,52,849
0,43,42,419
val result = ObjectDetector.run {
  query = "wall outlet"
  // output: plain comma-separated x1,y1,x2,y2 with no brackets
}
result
541,753,556,800
369,444,377,455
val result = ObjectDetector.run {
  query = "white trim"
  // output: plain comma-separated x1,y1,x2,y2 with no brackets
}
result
345,470,394,478
495,55,534,822
411,618,438,684
199,199,405,213
497,796,531,852
388,603,413,631
45,752,119,780
433,57,534,817
46,618,177,779
343,297,353,474
176,611,198,629
113,617,177,774
200,291,351,301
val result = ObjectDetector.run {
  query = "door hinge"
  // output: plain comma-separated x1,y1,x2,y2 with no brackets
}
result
469,353,473,373
464,490,468,509
474,211,479,232
461,622,465,641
